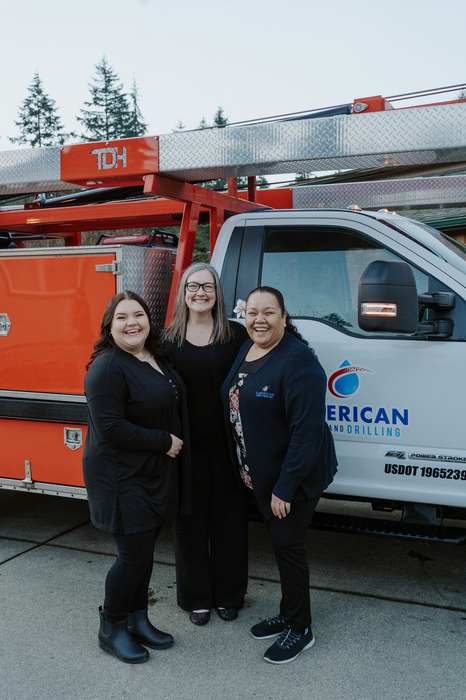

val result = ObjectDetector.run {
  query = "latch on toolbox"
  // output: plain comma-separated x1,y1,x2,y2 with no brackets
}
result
64,427,83,450
0,313,12,336
95,261,122,275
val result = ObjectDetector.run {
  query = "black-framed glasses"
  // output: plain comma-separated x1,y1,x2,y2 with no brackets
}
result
185,282,216,293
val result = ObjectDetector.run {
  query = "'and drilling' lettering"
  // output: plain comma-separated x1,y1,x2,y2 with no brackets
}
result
327,404,409,439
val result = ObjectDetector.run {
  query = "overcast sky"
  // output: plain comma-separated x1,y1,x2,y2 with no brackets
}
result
1,0,465,152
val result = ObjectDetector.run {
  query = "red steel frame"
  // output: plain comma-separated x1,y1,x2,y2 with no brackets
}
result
1,128,294,322
0,187,292,242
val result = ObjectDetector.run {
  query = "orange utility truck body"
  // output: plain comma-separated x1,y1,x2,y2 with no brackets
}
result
0,244,173,496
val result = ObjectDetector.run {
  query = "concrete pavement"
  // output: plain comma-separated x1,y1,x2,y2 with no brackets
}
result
0,491,464,700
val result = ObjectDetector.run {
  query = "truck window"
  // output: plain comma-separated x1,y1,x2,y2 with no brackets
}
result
261,226,429,336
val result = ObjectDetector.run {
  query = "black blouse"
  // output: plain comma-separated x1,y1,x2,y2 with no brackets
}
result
165,321,248,449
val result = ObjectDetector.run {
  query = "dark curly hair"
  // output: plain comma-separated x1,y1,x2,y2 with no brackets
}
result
86,290,166,369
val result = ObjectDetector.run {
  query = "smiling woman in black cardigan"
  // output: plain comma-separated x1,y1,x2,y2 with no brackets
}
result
222,286,337,666
83,290,189,665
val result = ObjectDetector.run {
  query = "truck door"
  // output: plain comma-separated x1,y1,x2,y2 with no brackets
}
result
225,213,466,512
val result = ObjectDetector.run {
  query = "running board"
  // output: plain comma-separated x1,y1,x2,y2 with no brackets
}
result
310,512,466,544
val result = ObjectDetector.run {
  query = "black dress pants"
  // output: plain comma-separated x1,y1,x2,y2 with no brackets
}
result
174,447,249,611
263,495,320,633
104,526,161,621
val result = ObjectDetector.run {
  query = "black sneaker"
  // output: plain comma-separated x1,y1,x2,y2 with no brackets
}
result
250,614,286,640
263,627,315,664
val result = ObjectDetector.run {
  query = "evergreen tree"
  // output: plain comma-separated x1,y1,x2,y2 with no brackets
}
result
78,56,130,141
192,224,210,262
212,106,228,126
125,80,147,137
173,120,186,132
10,72,66,147
197,108,228,131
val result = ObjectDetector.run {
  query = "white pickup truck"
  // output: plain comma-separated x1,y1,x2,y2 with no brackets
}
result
1,206,465,538
212,207,466,530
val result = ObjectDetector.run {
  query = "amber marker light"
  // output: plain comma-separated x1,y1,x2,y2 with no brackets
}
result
361,302,398,317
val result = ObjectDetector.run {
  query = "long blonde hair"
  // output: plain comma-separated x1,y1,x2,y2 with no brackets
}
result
164,263,233,345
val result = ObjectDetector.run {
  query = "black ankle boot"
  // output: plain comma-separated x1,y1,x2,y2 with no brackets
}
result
98,607,149,664
127,608,174,649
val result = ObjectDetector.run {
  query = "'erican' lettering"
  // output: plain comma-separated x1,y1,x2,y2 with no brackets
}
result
327,405,408,425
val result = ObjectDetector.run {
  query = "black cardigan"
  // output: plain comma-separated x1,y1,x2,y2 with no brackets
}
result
222,332,337,518
83,347,191,534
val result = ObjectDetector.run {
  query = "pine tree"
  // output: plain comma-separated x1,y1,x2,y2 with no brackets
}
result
78,56,130,141
198,117,209,129
125,80,147,138
10,73,66,147
212,106,228,126
173,120,186,132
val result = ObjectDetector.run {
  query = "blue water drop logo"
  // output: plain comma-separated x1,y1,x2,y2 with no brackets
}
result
335,359,359,397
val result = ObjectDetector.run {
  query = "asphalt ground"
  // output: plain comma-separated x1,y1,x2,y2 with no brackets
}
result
0,490,464,700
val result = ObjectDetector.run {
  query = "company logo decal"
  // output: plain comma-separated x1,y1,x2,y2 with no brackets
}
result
91,146,127,170
256,385,274,399
328,359,374,398
327,359,409,440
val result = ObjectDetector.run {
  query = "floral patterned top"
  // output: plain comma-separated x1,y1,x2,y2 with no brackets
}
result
229,371,252,489
228,355,270,490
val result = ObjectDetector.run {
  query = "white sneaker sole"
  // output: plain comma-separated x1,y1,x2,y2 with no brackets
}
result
250,629,283,640
264,635,315,664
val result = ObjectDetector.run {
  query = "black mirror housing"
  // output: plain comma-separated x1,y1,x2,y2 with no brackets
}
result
358,260,418,333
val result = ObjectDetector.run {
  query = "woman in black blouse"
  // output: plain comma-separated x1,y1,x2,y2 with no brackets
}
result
83,290,189,664
164,263,249,626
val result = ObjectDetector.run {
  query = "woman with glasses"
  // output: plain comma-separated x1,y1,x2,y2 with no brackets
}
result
164,262,249,626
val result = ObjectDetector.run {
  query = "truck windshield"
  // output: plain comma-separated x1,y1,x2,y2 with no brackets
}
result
380,216,466,275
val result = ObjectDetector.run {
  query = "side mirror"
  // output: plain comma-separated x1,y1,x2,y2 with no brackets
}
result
358,260,418,333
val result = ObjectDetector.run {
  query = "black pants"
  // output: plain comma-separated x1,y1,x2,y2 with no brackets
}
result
104,526,161,621
174,447,249,611
262,495,320,634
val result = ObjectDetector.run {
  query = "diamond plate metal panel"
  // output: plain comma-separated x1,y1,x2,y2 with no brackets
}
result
0,146,74,196
2,103,466,193
158,104,466,180
291,175,466,211
119,246,173,329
